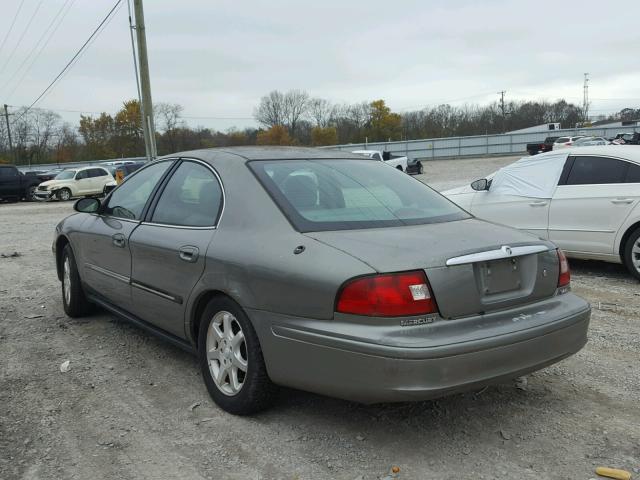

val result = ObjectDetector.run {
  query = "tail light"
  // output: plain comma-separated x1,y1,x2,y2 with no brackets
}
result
557,249,570,288
566,142,572,146
336,270,438,317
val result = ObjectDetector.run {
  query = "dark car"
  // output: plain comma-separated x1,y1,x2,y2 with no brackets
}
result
103,162,145,195
53,147,590,415
526,136,559,155
0,165,43,202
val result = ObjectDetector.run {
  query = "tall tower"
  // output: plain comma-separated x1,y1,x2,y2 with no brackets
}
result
583,73,590,122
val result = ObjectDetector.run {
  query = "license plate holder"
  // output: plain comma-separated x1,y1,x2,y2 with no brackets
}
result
479,258,521,295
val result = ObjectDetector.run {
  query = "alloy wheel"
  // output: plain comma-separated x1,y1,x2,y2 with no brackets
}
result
632,238,640,274
206,311,248,396
63,257,71,305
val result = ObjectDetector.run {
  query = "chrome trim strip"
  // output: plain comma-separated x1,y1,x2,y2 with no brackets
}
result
446,245,550,266
549,228,615,233
85,263,130,284
131,280,182,304
139,221,216,231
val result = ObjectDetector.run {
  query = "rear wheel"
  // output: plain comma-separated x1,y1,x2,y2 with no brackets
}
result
61,244,92,317
57,188,71,201
198,296,277,415
396,165,403,172
623,227,640,280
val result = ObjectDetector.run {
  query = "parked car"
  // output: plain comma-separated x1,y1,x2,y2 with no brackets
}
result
0,164,43,202
53,147,590,414
35,166,113,201
351,150,417,173
443,146,640,279
103,160,138,167
611,132,640,145
526,136,559,155
553,136,585,149
573,136,609,147
103,162,145,195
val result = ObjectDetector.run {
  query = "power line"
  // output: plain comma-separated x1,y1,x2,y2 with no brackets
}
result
0,0,45,75
1,0,75,97
11,0,124,126
0,0,27,59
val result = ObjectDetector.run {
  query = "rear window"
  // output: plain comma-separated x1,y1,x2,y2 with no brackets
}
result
556,137,569,143
250,159,469,232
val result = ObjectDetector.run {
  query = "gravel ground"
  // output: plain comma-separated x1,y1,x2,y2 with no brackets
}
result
1,155,639,480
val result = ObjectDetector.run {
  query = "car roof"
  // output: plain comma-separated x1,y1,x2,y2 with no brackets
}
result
159,146,373,163
540,145,640,163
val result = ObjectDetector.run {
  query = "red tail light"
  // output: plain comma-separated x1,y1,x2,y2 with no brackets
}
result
566,142,572,146
557,249,570,288
336,271,438,317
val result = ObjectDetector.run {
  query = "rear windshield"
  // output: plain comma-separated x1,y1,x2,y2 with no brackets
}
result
250,159,469,232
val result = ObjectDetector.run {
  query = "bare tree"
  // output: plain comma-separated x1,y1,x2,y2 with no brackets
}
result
308,97,334,128
254,90,287,128
155,102,184,152
283,89,309,136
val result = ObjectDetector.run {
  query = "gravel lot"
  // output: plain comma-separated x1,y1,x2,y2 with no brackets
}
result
1,155,639,480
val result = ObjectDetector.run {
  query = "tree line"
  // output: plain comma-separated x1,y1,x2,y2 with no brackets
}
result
0,92,637,165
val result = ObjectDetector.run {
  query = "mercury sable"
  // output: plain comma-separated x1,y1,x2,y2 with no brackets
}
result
53,147,590,414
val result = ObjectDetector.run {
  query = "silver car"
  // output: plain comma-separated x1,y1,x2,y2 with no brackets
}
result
53,147,590,414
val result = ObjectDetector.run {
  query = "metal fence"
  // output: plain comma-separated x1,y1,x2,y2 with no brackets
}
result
322,125,639,161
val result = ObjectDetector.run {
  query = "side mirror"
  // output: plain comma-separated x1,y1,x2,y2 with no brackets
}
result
471,178,489,191
74,197,100,213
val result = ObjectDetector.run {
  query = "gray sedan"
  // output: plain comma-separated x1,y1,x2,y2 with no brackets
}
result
53,147,591,414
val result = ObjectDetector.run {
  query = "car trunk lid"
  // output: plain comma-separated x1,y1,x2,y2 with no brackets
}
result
306,218,560,319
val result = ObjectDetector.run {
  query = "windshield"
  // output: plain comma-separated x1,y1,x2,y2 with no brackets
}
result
250,159,469,232
55,170,76,180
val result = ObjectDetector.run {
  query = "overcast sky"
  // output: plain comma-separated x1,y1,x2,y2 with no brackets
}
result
1,0,639,131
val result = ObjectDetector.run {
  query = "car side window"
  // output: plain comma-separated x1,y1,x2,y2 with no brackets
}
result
565,156,628,185
373,153,382,161
76,170,89,180
103,161,172,220
626,163,640,183
92,168,108,178
151,161,222,227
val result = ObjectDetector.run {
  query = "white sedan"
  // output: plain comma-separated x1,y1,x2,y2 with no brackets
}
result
443,146,640,279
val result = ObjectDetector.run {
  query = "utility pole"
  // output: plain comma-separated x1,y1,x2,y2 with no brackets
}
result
498,91,507,133
132,0,157,161
3,104,15,163
583,73,590,123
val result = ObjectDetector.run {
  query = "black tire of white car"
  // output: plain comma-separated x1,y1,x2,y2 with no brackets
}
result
198,296,277,415
57,188,71,201
61,244,93,317
623,227,640,281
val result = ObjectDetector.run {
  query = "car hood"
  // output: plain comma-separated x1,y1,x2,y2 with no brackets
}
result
442,184,472,196
305,218,552,272
38,179,71,188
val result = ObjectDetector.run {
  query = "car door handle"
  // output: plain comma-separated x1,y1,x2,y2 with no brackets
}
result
112,233,126,248
611,198,633,204
179,246,199,263
529,201,548,207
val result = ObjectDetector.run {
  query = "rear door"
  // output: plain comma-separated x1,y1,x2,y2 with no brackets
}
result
89,167,111,193
78,161,174,311
128,159,223,337
549,155,638,254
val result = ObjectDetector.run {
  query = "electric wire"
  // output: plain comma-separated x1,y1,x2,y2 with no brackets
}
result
0,0,27,59
0,0,45,75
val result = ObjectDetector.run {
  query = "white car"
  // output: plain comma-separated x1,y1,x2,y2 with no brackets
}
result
443,146,640,279
352,150,409,172
35,166,114,201
553,136,585,149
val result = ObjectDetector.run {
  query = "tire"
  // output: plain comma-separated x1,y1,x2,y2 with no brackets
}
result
396,166,403,172
623,227,640,281
26,185,37,202
417,162,424,175
198,296,277,415
57,188,71,201
61,244,92,317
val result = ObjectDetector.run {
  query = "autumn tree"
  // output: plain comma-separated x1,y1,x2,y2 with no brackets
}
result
256,125,294,146
78,113,116,160
254,89,309,137
367,99,401,142
311,126,338,146
114,100,145,157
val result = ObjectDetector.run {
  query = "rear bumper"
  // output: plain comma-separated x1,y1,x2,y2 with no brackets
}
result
249,293,590,403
